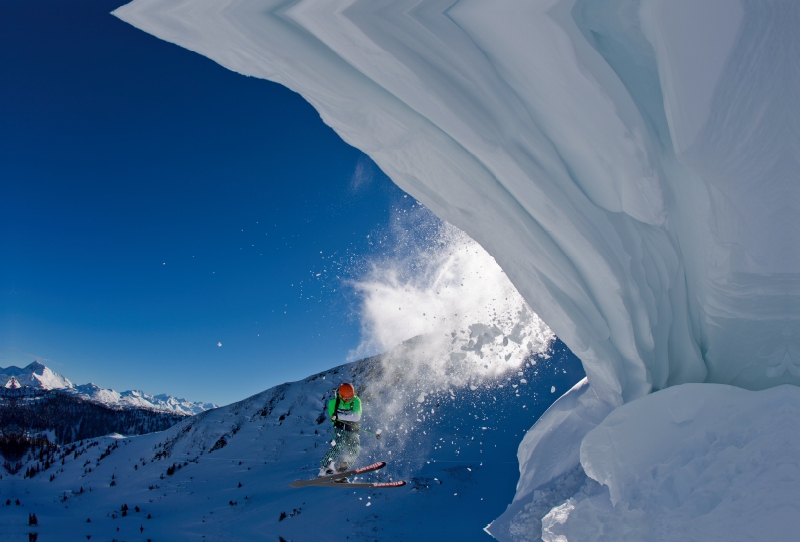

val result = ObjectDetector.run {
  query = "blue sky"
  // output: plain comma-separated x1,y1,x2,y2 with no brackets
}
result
0,0,411,405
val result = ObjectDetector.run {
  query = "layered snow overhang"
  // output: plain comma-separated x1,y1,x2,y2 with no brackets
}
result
113,0,800,407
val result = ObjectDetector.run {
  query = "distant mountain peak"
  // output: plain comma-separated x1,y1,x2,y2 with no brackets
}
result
26,360,46,371
0,361,72,390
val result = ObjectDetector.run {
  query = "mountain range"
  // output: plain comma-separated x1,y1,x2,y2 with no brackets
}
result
0,361,217,416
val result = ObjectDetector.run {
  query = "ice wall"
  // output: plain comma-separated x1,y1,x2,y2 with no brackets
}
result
112,0,798,538
114,0,799,408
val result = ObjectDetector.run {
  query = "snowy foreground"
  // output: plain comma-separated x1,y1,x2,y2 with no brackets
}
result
110,0,799,539
1,341,584,541
489,382,800,541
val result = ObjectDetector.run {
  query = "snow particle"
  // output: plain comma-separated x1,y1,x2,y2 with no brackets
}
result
550,386,556,393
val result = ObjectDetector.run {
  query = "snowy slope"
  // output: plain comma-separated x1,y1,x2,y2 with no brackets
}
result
0,340,584,541
0,362,216,416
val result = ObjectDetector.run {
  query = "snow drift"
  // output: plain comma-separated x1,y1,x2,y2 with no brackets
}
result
542,384,800,541
111,0,798,539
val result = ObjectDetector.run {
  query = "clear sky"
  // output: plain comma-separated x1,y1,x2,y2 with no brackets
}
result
0,0,411,405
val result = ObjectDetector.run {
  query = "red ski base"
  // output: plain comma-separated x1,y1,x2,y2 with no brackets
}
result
313,479,407,489
290,461,406,489
352,461,386,474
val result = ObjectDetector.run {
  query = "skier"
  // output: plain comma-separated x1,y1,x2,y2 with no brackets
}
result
290,381,405,489
319,382,362,478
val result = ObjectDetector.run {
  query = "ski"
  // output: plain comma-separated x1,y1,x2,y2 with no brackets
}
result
290,461,386,488
315,480,407,489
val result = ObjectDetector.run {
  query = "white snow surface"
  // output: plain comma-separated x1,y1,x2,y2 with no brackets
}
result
543,384,800,541
490,382,800,541
110,0,799,539
514,378,612,506
0,362,217,416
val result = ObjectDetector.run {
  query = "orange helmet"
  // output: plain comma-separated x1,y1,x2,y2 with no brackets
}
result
338,382,355,400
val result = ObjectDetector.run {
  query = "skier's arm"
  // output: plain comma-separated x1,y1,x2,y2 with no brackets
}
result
328,398,337,421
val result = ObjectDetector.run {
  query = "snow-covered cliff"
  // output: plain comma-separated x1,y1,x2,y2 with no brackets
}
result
111,0,799,539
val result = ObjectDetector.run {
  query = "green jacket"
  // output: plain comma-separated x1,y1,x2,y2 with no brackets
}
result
327,396,362,430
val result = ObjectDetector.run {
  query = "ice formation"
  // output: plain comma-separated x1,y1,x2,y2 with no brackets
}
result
112,0,798,539
543,384,800,541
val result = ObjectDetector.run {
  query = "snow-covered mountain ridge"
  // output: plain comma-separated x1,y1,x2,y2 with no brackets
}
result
0,361,216,416
0,339,585,541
